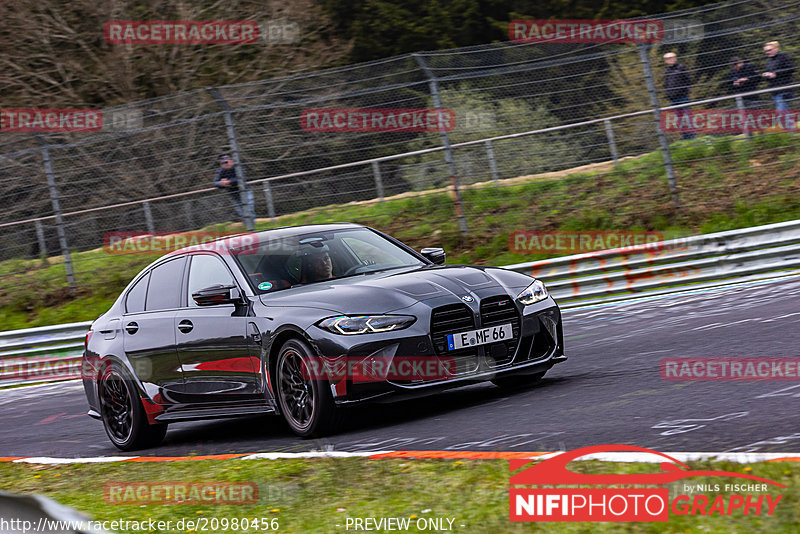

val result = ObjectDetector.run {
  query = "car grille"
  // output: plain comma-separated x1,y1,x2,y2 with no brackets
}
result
479,296,521,365
430,303,479,375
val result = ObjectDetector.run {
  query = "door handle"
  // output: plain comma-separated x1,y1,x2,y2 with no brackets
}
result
125,322,138,335
177,319,194,333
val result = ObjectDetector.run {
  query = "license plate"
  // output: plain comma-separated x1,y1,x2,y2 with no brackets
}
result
446,323,513,351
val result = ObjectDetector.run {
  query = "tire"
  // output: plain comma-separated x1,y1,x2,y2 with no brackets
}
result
491,371,546,390
275,338,341,437
98,364,167,451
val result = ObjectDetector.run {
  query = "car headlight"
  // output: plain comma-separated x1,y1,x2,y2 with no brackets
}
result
317,315,416,335
516,279,549,305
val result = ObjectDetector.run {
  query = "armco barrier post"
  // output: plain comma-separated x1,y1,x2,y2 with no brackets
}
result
262,181,276,220
37,136,75,290
207,87,255,231
413,53,468,235
735,96,752,140
34,219,47,258
485,140,500,184
371,161,385,201
638,44,680,209
142,201,155,235
603,119,619,168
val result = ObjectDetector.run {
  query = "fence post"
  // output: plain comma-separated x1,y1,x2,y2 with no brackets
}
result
735,95,751,139
37,136,75,290
207,87,255,231
371,161,385,201
413,53,468,235
485,140,500,184
638,44,680,209
183,199,194,230
142,201,155,234
34,219,47,258
603,119,620,168
262,181,277,220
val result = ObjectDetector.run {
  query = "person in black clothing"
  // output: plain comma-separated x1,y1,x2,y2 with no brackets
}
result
762,41,795,111
214,154,254,225
663,52,695,140
729,56,760,107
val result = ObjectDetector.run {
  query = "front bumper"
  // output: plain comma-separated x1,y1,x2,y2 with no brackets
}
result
307,297,565,405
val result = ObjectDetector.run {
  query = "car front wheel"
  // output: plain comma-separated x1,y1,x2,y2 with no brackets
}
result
98,365,167,451
275,339,341,437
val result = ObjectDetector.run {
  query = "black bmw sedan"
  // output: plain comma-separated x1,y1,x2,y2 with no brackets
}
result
83,223,566,450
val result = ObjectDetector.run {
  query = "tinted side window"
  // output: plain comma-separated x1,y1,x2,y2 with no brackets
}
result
125,272,149,314
145,258,185,311
187,255,236,307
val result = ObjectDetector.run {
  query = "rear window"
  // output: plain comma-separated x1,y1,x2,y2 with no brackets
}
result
125,272,149,314
145,257,185,311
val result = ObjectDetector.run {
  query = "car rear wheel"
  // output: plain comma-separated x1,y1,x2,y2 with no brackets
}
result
491,371,546,389
275,339,341,437
98,365,167,451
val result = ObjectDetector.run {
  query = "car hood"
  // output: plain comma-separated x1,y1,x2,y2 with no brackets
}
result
258,264,534,314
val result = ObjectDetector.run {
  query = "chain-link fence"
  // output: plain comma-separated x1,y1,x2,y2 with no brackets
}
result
2,0,800,294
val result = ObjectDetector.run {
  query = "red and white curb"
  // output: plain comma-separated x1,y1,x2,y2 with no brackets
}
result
1,451,798,465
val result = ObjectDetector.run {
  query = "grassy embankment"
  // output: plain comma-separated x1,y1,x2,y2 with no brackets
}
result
1,134,799,330
0,457,797,533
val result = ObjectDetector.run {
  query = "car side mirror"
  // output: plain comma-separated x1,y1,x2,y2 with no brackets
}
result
192,284,242,306
420,247,446,265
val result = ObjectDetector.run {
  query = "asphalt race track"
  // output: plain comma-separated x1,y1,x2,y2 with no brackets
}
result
2,275,799,458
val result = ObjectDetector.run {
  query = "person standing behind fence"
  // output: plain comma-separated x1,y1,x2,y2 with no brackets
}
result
663,52,696,140
214,154,255,225
729,56,760,108
762,41,795,112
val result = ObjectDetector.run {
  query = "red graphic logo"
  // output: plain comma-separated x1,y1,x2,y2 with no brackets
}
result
510,444,785,522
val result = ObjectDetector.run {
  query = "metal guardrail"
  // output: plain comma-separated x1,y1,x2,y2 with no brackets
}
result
1,219,800,385
0,322,90,387
504,219,800,307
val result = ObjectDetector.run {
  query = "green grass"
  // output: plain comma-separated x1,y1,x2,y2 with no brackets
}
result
0,457,797,533
1,133,800,329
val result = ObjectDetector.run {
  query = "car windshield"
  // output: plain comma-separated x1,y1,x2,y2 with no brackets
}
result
233,227,425,293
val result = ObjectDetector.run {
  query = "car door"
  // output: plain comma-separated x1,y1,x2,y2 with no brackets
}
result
173,252,261,403
121,256,186,403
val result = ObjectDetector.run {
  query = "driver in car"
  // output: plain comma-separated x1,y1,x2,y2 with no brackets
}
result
301,248,334,283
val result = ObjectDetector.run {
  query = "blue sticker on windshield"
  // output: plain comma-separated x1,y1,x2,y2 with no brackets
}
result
258,282,273,291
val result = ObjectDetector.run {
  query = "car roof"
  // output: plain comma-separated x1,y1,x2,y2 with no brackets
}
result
171,222,366,254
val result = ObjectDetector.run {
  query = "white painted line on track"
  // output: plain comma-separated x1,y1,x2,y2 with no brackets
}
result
3,451,798,464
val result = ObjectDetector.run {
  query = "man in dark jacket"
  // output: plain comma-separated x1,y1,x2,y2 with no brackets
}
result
729,56,760,107
762,41,795,111
214,154,254,225
663,52,695,139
